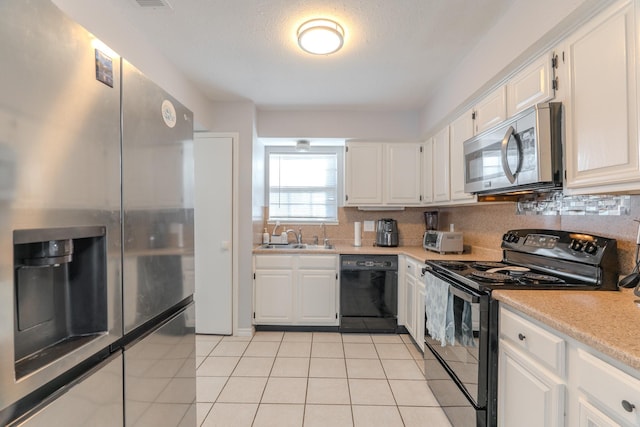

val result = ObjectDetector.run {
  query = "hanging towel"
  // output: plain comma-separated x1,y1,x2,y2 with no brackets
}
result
459,301,476,347
425,272,455,346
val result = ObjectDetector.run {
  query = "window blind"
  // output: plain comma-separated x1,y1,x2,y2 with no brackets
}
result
268,152,338,222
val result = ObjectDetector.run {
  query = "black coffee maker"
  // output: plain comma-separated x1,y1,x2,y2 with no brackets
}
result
375,218,399,247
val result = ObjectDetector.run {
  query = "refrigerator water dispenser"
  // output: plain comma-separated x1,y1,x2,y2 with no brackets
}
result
13,226,107,379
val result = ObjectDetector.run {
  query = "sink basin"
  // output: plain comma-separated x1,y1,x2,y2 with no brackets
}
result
259,243,334,250
260,243,308,250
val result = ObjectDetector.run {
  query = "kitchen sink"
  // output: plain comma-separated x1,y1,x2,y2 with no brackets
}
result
259,243,334,250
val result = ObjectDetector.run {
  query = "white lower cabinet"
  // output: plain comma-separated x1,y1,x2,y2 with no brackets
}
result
400,255,425,352
577,397,622,427
253,254,338,326
254,269,295,324
499,306,565,427
297,269,338,324
404,267,416,338
573,348,640,427
499,306,640,427
415,278,425,352
498,340,565,427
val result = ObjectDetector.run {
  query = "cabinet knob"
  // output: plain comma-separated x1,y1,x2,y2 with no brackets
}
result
621,400,636,413
518,333,526,341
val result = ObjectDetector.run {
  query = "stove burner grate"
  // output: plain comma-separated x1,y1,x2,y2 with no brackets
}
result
470,271,517,283
519,273,566,285
437,261,468,271
473,261,507,271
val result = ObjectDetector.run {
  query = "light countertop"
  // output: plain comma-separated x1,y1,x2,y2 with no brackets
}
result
493,288,640,371
253,243,502,264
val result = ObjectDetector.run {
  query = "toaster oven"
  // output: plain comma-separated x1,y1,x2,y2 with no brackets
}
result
423,231,464,254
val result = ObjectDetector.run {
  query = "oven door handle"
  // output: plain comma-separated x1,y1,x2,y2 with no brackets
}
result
424,268,482,303
448,282,481,303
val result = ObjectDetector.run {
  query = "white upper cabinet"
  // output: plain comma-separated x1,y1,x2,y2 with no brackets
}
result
449,109,476,202
563,0,640,194
432,126,451,202
507,52,556,116
422,139,434,204
385,143,423,205
474,86,507,134
345,141,422,206
344,142,384,205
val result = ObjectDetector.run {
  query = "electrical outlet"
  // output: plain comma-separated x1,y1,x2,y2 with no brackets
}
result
363,220,375,232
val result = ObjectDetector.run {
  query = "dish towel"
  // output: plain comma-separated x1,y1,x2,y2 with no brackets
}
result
425,272,455,346
459,301,476,347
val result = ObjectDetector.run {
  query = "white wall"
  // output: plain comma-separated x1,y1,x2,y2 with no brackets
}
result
52,0,214,130
257,109,422,141
419,0,612,136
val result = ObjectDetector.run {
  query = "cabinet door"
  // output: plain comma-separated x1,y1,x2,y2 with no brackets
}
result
254,269,294,324
449,110,476,202
415,278,425,352
564,0,640,192
432,127,450,202
474,86,507,134
404,274,416,339
498,341,565,427
297,269,338,325
578,397,622,427
507,53,555,116
345,142,383,205
421,139,434,204
386,143,422,205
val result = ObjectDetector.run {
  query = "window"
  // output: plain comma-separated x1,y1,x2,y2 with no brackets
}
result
266,146,342,223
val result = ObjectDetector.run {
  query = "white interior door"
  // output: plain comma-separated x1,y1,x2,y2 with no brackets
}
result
194,134,233,334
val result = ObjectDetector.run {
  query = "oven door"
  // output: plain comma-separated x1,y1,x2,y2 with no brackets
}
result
423,270,492,426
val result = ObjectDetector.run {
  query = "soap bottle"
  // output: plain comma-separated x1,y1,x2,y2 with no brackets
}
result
262,228,269,244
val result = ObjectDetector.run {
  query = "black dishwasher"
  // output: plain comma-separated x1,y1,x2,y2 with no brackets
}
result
339,255,398,333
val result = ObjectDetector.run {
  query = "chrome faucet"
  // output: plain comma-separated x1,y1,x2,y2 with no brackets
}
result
272,221,281,237
285,228,303,244
321,222,330,248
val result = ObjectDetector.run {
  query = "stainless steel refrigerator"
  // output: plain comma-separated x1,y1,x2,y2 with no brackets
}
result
0,1,196,425
120,58,196,427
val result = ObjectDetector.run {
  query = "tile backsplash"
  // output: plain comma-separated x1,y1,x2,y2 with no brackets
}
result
261,195,640,277
516,192,631,216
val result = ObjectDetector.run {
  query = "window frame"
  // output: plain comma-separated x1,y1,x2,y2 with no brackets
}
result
265,145,344,225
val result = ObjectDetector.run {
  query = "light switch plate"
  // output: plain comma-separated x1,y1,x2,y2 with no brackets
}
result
364,220,375,232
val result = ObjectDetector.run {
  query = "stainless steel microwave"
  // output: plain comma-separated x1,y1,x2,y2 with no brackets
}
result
463,102,563,195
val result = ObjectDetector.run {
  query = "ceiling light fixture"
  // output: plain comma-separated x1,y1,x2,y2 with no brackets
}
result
297,19,344,55
295,140,310,152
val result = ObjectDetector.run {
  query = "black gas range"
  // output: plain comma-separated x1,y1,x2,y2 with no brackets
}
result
426,228,619,293
422,229,619,427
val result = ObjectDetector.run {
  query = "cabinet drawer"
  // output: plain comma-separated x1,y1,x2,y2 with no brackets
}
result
499,307,565,376
576,348,640,426
298,255,336,269
254,255,294,269
406,258,424,279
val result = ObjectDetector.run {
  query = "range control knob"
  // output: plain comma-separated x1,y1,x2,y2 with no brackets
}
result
570,240,584,251
584,242,598,255
502,233,519,243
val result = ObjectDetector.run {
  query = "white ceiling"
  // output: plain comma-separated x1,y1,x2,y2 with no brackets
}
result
114,0,516,111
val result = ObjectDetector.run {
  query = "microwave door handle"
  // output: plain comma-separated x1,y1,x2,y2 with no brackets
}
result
500,126,519,184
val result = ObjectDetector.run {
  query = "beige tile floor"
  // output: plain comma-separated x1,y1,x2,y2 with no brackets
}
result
196,331,452,427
